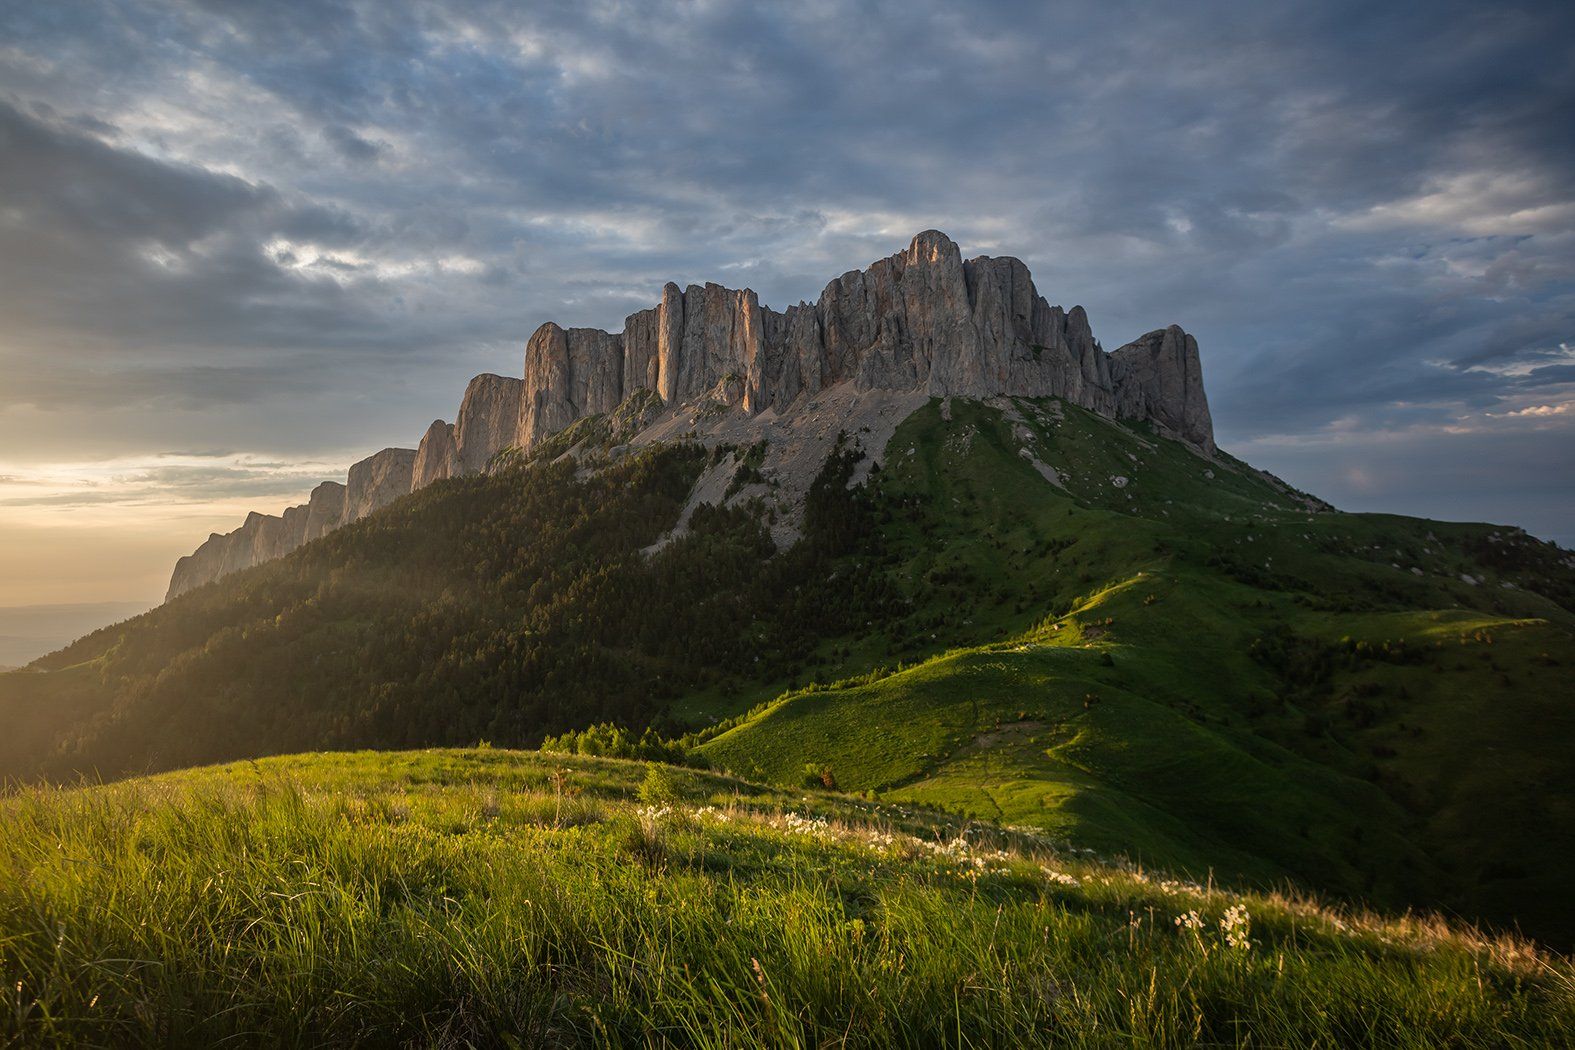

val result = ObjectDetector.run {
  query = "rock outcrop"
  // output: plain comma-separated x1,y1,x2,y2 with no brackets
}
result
166,229,1218,601
520,325,626,449
412,421,457,490
509,230,1204,443
345,448,417,522
455,374,524,475
1109,326,1215,454
165,510,299,601
303,481,346,542
167,484,340,601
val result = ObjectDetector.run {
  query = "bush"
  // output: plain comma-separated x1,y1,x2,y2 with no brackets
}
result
638,764,685,805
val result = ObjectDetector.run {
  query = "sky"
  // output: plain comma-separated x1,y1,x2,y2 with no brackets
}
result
1,0,1572,607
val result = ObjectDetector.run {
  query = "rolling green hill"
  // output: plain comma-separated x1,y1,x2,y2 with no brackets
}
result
2,395,1572,947
2,749,1570,1047
696,399,1575,944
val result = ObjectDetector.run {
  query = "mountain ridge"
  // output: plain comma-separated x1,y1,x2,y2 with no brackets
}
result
166,230,1214,600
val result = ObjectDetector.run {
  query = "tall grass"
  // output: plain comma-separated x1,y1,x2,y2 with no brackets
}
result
2,750,1570,1047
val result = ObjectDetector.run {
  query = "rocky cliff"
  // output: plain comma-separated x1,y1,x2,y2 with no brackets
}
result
455,374,525,474
412,421,456,489
165,229,1217,601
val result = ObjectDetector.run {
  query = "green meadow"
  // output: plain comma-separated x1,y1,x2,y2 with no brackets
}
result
3,749,1570,1048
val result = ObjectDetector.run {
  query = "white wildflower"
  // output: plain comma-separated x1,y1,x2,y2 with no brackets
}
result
782,812,833,840
1220,904,1253,951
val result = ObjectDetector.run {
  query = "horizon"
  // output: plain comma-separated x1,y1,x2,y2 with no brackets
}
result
3,0,1574,607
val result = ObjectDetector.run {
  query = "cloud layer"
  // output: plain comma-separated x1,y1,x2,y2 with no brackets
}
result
1,0,1572,600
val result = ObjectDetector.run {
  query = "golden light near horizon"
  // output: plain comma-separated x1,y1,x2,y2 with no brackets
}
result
0,452,351,605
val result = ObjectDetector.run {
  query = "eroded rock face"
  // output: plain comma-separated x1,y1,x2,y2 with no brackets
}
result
166,229,1219,601
346,448,417,522
520,324,626,449
412,420,457,490
166,533,233,602
1109,326,1215,453
165,491,329,601
503,230,1208,442
455,374,524,474
303,482,346,542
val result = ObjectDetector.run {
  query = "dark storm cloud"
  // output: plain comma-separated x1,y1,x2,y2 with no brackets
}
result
0,0,1572,542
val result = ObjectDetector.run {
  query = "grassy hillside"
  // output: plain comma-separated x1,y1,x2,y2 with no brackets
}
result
695,399,1575,944
3,394,1571,948
2,749,1570,1048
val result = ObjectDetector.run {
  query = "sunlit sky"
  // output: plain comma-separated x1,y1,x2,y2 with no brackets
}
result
2,0,1573,607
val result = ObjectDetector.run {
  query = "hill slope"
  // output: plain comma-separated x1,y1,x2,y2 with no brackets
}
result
1,442,888,778
696,399,1575,943
3,394,1572,946
2,749,1570,1047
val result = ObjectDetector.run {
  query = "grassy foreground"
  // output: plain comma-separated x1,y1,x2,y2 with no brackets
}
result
2,750,1570,1048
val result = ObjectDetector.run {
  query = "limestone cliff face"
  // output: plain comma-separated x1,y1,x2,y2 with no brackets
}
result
520,324,626,449
166,229,1218,601
303,481,346,542
345,448,417,522
412,420,457,490
508,230,1203,438
165,527,241,602
165,469,391,602
455,374,524,475
1109,326,1215,454
165,510,295,602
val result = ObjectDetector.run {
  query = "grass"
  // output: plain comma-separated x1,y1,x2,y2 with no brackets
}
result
2,748,1570,1048
697,397,1575,946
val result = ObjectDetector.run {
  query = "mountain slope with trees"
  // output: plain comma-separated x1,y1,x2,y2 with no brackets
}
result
3,395,1572,944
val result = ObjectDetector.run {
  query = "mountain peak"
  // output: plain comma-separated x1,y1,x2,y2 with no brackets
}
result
164,231,1215,600
906,227,961,258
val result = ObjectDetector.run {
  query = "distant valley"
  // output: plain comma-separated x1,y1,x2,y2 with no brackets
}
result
0,601,152,668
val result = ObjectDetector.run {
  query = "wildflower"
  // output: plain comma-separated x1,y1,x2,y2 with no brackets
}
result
863,830,898,851
1221,904,1253,951
1174,910,1204,932
1040,866,1080,888
781,812,833,840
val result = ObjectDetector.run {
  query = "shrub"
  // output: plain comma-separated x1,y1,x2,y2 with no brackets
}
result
638,764,685,805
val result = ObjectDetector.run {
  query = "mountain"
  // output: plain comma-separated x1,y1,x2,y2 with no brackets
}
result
164,231,1214,600
3,231,1573,949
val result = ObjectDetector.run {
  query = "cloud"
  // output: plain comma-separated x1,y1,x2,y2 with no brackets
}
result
0,452,351,513
1497,402,1573,418
321,123,383,163
0,0,1572,594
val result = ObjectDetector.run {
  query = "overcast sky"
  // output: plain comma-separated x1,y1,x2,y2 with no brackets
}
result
1,0,1572,605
